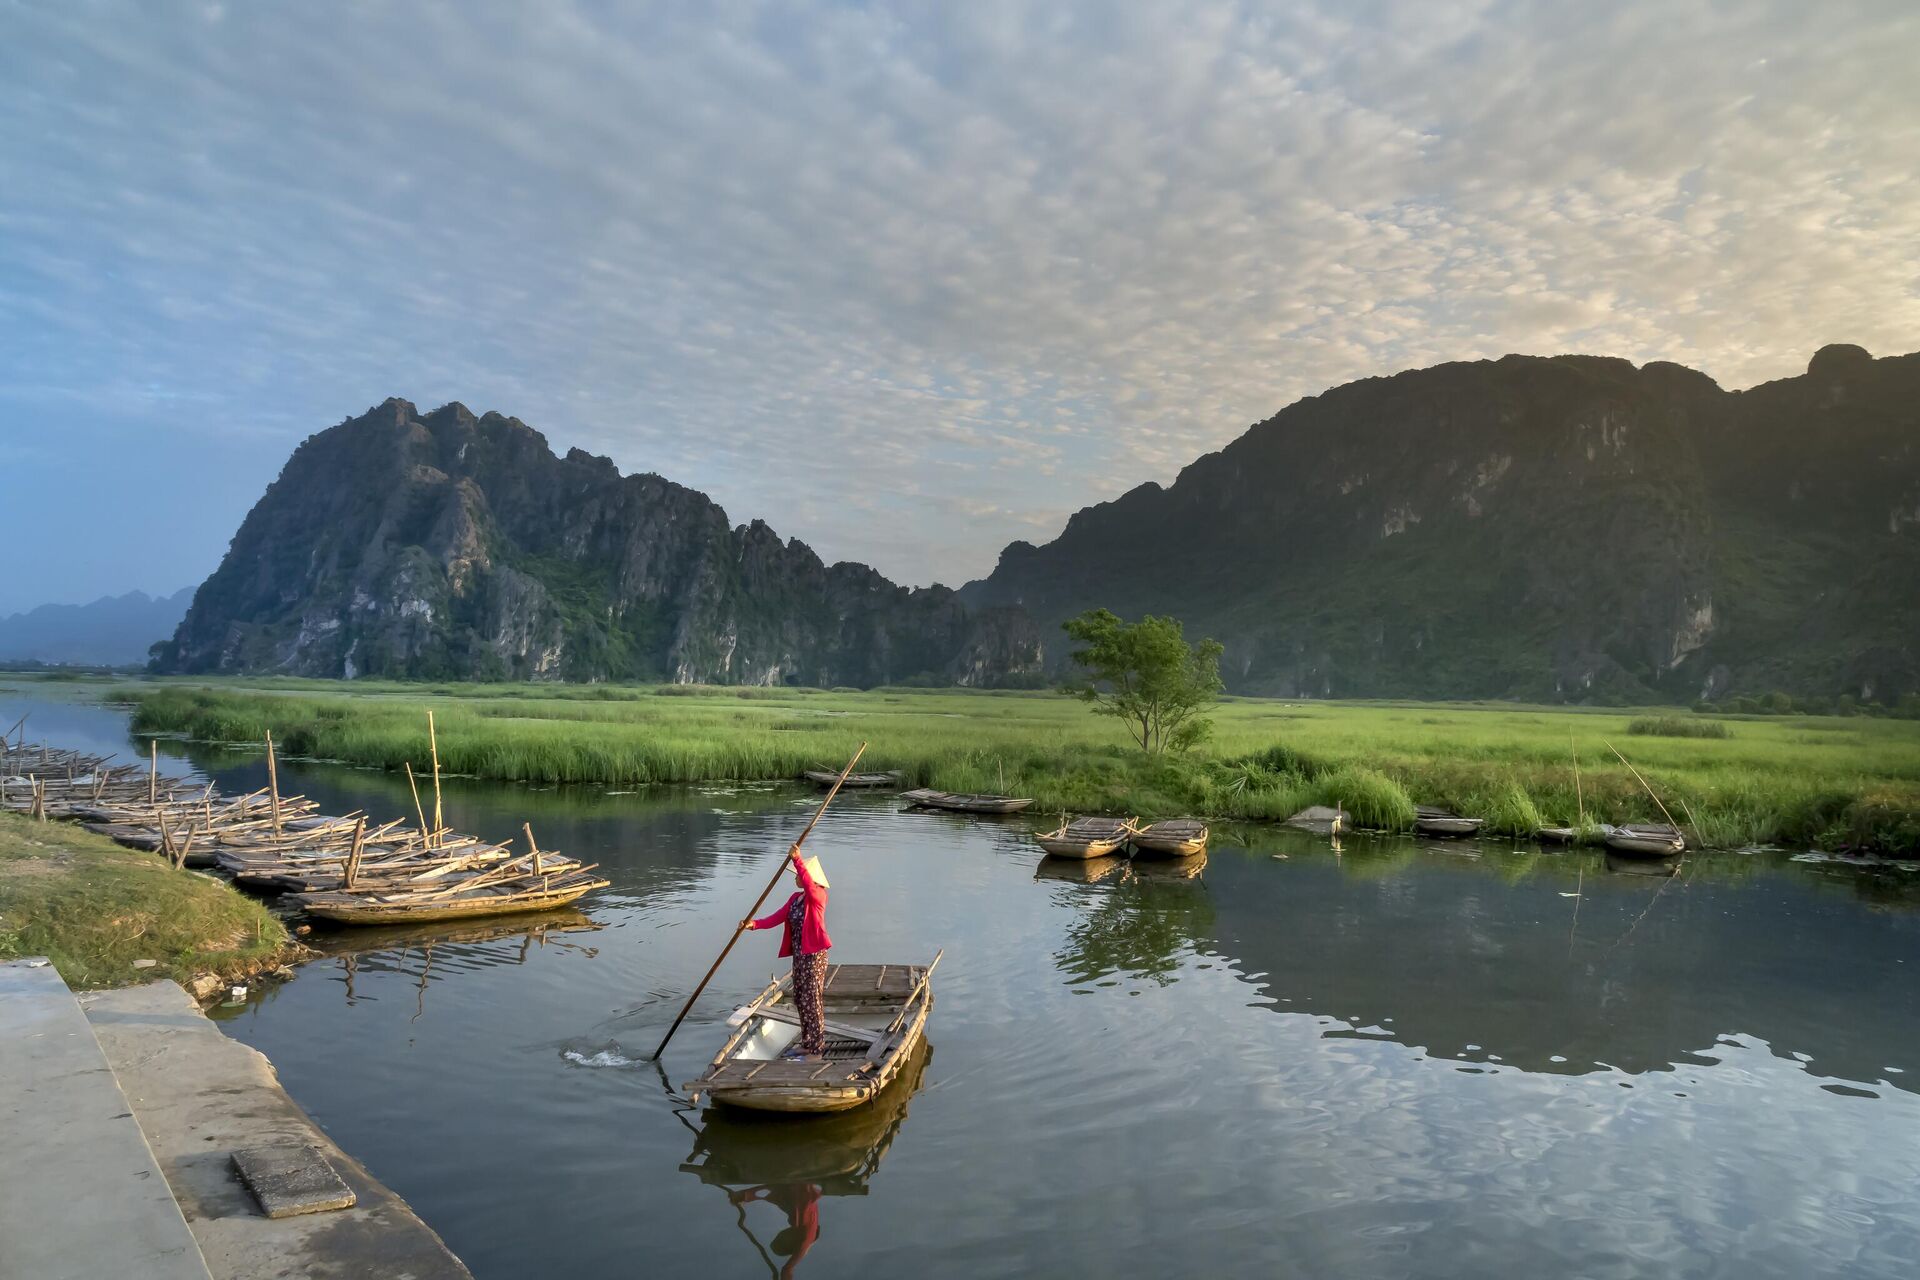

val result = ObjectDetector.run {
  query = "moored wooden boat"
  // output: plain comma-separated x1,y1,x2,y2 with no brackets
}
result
1034,815,1135,859
802,769,902,789
1603,823,1685,858
294,868,609,924
1535,826,1578,844
1414,806,1486,838
899,789,1034,815
684,954,940,1114
1130,818,1209,858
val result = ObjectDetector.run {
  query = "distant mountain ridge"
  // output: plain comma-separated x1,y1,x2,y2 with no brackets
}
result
156,344,1918,703
153,400,1043,685
960,344,1919,703
0,588,192,667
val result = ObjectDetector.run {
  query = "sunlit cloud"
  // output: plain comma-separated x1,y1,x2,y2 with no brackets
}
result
2,1,1916,609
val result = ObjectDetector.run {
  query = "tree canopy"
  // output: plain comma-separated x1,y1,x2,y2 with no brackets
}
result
1062,608,1224,754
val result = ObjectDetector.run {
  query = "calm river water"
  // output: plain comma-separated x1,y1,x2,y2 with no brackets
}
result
13,686,1920,1278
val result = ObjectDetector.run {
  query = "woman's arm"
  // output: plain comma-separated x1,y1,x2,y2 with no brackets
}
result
746,895,794,931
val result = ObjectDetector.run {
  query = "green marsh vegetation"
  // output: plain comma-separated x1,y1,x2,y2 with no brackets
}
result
119,679,1920,854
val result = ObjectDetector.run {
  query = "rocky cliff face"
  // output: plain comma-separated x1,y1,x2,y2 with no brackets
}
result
962,347,1919,703
161,345,1917,701
155,400,1045,685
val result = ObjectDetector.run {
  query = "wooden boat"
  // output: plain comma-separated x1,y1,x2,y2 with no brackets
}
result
1033,816,1135,859
1285,805,1347,835
1414,806,1485,838
684,955,940,1114
1603,823,1685,858
680,1040,930,1194
1535,826,1578,844
1033,854,1128,884
899,789,1034,815
294,867,609,925
802,769,901,789
1129,818,1209,858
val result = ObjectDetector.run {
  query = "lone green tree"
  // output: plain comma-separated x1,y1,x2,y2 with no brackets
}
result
1062,609,1224,754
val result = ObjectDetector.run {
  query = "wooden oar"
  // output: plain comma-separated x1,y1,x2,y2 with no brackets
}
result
650,741,869,1061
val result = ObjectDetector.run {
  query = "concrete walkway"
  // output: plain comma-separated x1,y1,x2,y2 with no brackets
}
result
82,979,472,1280
0,957,213,1280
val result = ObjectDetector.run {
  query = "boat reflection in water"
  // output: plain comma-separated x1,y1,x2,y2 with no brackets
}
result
302,910,603,1014
680,1041,932,1276
1049,853,1215,989
1033,853,1129,884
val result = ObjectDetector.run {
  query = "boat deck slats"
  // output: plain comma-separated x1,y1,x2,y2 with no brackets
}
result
820,963,925,1002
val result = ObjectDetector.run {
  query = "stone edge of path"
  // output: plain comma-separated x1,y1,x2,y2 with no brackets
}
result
80,978,474,1280
0,956,213,1280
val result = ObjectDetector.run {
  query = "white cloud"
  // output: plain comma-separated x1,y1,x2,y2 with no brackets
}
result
2,0,1917,596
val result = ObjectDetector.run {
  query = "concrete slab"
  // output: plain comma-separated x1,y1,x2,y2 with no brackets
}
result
231,1143,357,1218
81,979,472,1280
0,957,212,1280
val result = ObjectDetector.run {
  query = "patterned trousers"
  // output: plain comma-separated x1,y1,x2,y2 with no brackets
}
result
791,951,829,1055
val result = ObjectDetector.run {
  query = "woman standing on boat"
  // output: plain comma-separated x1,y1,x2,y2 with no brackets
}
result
743,848,832,1057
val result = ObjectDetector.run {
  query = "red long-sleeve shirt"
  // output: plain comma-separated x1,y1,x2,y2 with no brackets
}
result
747,852,832,957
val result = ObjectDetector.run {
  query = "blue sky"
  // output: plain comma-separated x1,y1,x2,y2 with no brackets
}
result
3,1,1917,614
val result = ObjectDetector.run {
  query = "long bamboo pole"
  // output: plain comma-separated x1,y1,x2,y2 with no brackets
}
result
1604,740,1682,832
650,741,868,1061
149,739,158,805
427,711,443,847
404,763,429,846
265,732,282,837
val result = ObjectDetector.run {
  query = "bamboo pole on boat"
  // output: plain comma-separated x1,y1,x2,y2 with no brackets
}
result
1571,734,1585,828
265,732,282,837
1603,741,1682,833
650,741,869,1061
342,817,367,890
524,822,542,876
404,763,430,846
427,711,444,848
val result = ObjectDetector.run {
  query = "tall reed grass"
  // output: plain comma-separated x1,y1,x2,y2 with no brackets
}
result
121,681,1920,853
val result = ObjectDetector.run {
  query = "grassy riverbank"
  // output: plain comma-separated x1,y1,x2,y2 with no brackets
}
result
0,811,295,989
121,680,1920,853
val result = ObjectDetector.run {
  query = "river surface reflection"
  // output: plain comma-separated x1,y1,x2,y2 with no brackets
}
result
7,684,1920,1278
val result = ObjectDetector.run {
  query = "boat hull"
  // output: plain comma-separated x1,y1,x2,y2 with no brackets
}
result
301,879,605,925
1415,818,1485,838
1604,833,1684,858
1034,835,1128,859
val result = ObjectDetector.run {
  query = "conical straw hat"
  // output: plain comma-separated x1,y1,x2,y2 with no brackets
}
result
804,855,829,888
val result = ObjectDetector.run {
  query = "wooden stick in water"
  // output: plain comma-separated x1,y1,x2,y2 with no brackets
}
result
650,741,868,1061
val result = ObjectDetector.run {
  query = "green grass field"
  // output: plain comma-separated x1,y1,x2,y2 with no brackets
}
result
0,811,295,990
115,678,1920,854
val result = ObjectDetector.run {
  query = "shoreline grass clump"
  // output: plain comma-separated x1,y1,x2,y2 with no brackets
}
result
109,678,1920,854
0,811,296,990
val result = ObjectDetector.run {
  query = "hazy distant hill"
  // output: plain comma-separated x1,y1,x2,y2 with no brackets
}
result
156,345,1917,703
960,344,1919,704
152,400,1043,685
0,587,193,667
